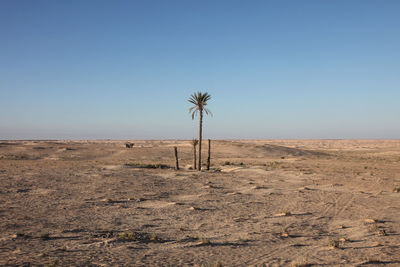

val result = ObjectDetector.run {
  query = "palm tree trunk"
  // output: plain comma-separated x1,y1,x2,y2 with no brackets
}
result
198,110,203,170
207,139,211,170
193,145,197,170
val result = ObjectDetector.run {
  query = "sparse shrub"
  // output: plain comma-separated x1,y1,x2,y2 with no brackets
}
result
377,229,387,236
363,258,384,264
39,232,50,240
45,258,59,267
118,231,138,241
201,262,223,267
124,163,170,169
328,239,340,249
267,161,280,170
13,232,26,238
89,229,116,239
150,233,160,241
368,222,387,236
178,235,198,242
2,153,39,160
223,161,231,166
118,231,157,242
291,262,311,267
339,237,350,242
393,188,400,193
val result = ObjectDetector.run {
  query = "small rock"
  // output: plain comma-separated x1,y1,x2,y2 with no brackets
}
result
274,211,292,217
281,232,290,237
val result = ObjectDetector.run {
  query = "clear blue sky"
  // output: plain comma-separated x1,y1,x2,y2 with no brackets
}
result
1,0,399,139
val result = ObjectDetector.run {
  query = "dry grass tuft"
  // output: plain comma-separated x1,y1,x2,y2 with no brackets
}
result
359,258,385,265
339,237,350,242
376,229,387,236
201,261,223,267
45,258,59,267
13,232,28,238
198,237,211,245
328,239,340,249
124,163,171,169
291,260,312,267
150,233,160,241
118,231,138,241
39,232,50,240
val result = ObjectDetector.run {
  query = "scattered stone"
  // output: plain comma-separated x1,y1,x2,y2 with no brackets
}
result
281,232,290,237
275,211,292,217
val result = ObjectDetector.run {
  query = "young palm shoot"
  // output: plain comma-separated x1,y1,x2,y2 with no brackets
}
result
191,139,199,170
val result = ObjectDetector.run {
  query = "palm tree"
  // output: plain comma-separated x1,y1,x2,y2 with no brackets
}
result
188,92,212,170
191,139,199,169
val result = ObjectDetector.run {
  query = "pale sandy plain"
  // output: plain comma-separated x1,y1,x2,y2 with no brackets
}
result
1,140,400,266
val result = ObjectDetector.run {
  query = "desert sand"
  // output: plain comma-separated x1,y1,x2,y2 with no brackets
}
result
1,140,400,266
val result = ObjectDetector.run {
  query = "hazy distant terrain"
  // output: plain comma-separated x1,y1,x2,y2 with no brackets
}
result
1,140,400,266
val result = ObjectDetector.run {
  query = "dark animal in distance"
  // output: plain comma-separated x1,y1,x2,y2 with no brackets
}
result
125,143,134,148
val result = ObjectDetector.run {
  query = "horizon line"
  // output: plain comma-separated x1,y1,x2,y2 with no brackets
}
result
1,138,400,142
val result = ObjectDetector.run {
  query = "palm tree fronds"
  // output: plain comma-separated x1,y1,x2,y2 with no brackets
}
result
188,91,212,118
204,108,213,117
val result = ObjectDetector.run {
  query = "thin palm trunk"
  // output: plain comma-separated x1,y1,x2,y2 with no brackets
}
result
193,145,197,169
207,139,211,170
198,111,203,170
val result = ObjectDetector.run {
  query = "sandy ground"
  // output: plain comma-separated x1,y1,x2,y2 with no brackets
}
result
1,140,400,266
